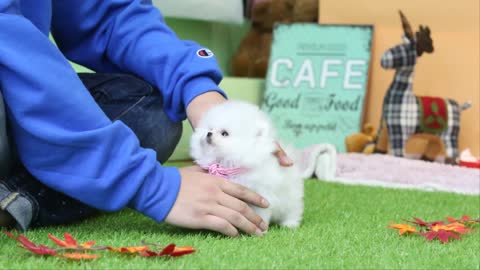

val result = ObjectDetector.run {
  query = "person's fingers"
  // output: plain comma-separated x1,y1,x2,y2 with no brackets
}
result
274,142,293,167
218,194,267,231
202,215,239,237
182,165,204,173
220,181,269,209
210,205,262,236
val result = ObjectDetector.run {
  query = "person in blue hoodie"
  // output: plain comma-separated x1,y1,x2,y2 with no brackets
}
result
0,0,292,236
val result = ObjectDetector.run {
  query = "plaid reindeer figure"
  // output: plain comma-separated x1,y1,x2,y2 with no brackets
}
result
375,11,471,160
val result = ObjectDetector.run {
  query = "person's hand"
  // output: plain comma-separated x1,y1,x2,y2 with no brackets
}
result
164,166,270,237
274,142,294,167
186,91,227,129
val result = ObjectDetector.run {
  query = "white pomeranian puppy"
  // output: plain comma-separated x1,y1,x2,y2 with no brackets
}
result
190,100,304,230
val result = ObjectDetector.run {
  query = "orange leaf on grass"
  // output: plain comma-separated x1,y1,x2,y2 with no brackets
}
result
388,223,417,235
80,241,96,249
170,246,196,257
107,246,150,254
48,233,96,249
4,231,195,260
431,222,475,235
60,252,99,260
4,231,57,256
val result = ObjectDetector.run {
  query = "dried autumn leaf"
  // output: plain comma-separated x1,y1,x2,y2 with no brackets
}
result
138,244,195,257
159,243,176,256
48,233,95,249
139,244,175,257
430,222,473,235
421,229,460,243
80,241,96,249
107,246,149,254
139,250,159,257
447,215,480,224
443,223,474,235
406,217,444,228
61,252,99,260
48,233,76,248
4,231,57,256
4,231,196,260
170,246,196,257
446,216,458,223
388,223,417,235
411,217,429,227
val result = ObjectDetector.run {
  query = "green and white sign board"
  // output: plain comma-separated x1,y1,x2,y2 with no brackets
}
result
262,24,373,152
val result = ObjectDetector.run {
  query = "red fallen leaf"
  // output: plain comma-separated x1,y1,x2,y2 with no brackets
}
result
61,252,99,260
48,233,95,249
447,215,480,224
138,244,175,257
138,244,195,257
159,243,176,256
48,233,76,248
421,229,460,243
139,250,159,257
429,221,445,227
406,217,444,228
446,216,457,223
107,246,149,253
170,246,195,257
412,217,429,227
4,231,57,256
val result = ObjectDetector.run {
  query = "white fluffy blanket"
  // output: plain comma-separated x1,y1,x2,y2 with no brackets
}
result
299,149,479,195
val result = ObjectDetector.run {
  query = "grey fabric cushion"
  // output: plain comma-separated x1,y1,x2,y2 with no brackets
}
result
0,92,12,176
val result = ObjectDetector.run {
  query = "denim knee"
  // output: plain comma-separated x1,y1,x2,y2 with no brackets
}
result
78,73,184,164
0,92,12,176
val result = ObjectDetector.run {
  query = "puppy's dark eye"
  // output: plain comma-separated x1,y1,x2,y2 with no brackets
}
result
221,130,229,137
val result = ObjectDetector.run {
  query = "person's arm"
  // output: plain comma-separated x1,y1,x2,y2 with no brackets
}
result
51,0,227,124
0,1,181,223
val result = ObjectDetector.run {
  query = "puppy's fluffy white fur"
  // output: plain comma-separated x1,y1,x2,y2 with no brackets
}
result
190,100,304,229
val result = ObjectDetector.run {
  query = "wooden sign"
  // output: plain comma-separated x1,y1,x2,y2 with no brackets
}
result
261,24,373,152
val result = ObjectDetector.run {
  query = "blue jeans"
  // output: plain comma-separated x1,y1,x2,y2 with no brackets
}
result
0,73,182,229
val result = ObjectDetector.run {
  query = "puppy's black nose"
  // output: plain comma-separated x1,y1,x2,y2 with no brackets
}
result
206,132,213,144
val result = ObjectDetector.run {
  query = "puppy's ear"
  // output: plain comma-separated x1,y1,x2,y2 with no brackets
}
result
256,119,272,139
256,118,278,154
256,127,267,138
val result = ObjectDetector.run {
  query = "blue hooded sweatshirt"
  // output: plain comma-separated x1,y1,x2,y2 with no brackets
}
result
0,0,225,222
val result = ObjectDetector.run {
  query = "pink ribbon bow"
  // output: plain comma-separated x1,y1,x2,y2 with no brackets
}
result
201,163,248,179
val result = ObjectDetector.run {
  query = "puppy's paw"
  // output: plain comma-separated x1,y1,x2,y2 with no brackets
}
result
279,219,301,229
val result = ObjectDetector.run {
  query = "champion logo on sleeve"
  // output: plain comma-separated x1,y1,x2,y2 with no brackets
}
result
196,48,214,58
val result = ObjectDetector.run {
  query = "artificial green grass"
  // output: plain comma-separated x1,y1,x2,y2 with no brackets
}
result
1,180,479,269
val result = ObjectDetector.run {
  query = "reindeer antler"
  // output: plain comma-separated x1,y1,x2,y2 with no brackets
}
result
399,10,414,42
416,24,434,56
419,25,431,36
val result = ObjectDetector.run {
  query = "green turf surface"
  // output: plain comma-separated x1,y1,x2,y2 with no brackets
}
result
1,180,479,269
